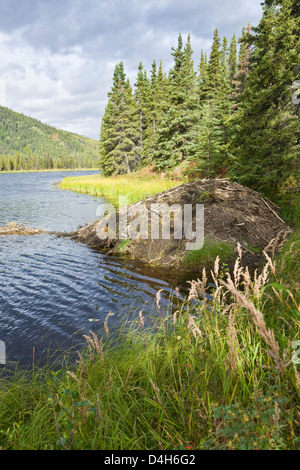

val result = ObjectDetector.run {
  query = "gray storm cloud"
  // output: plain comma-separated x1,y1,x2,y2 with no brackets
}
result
0,0,263,139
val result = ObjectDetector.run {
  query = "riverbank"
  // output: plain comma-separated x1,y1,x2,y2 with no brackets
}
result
0,235,299,450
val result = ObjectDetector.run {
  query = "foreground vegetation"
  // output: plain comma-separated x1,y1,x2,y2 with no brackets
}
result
0,229,298,450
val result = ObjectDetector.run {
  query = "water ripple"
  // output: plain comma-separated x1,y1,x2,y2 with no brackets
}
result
0,171,190,367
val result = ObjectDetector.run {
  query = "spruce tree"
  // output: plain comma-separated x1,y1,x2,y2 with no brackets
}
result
205,28,223,99
142,60,169,166
154,34,200,170
191,101,225,177
99,62,141,176
197,50,208,102
221,36,229,81
231,24,252,108
193,29,231,177
134,62,150,155
228,34,238,84
231,0,300,193
150,60,157,87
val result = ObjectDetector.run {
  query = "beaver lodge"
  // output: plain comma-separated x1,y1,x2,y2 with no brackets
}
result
66,179,292,269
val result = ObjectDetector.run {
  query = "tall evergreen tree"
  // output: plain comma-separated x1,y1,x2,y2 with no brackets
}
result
228,34,238,84
134,62,150,154
205,28,223,99
231,0,300,193
190,101,225,177
197,49,208,101
231,24,252,108
142,60,169,166
193,30,232,177
99,62,141,176
221,36,229,80
150,60,157,86
217,36,233,172
154,34,200,170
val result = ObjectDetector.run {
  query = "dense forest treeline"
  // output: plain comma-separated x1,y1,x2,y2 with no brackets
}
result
0,106,99,171
99,0,299,200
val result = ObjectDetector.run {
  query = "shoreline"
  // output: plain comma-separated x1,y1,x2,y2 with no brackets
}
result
0,168,99,175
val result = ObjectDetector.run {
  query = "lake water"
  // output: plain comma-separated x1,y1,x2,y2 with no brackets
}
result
0,171,192,367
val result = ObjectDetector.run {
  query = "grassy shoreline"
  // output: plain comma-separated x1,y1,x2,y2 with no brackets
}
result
0,232,299,450
60,172,182,205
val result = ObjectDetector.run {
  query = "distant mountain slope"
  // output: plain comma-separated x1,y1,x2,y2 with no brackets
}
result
0,106,99,171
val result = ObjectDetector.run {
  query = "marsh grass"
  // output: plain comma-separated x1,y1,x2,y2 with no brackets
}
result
0,233,299,450
183,239,235,267
59,173,182,206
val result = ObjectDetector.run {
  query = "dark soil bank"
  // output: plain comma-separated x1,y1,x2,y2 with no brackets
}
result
63,179,292,269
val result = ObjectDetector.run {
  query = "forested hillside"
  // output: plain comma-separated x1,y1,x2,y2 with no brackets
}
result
99,0,299,204
0,106,98,171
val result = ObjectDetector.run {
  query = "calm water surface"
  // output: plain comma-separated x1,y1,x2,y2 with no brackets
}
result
0,171,192,367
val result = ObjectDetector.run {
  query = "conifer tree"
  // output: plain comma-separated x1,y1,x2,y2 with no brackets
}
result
142,60,169,166
193,30,231,177
205,28,223,99
150,60,157,87
228,34,238,84
197,50,208,102
221,36,229,80
191,101,225,177
231,24,252,108
99,62,141,176
154,34,200,170
134,62,150,154
231,0,300,193
217,36,233,171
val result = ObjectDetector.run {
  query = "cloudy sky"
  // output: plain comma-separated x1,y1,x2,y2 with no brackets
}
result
0,0,263,140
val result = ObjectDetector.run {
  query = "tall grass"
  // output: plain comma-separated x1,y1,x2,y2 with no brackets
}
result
183,238,235,267
60,173,182,206
0,235,299,450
